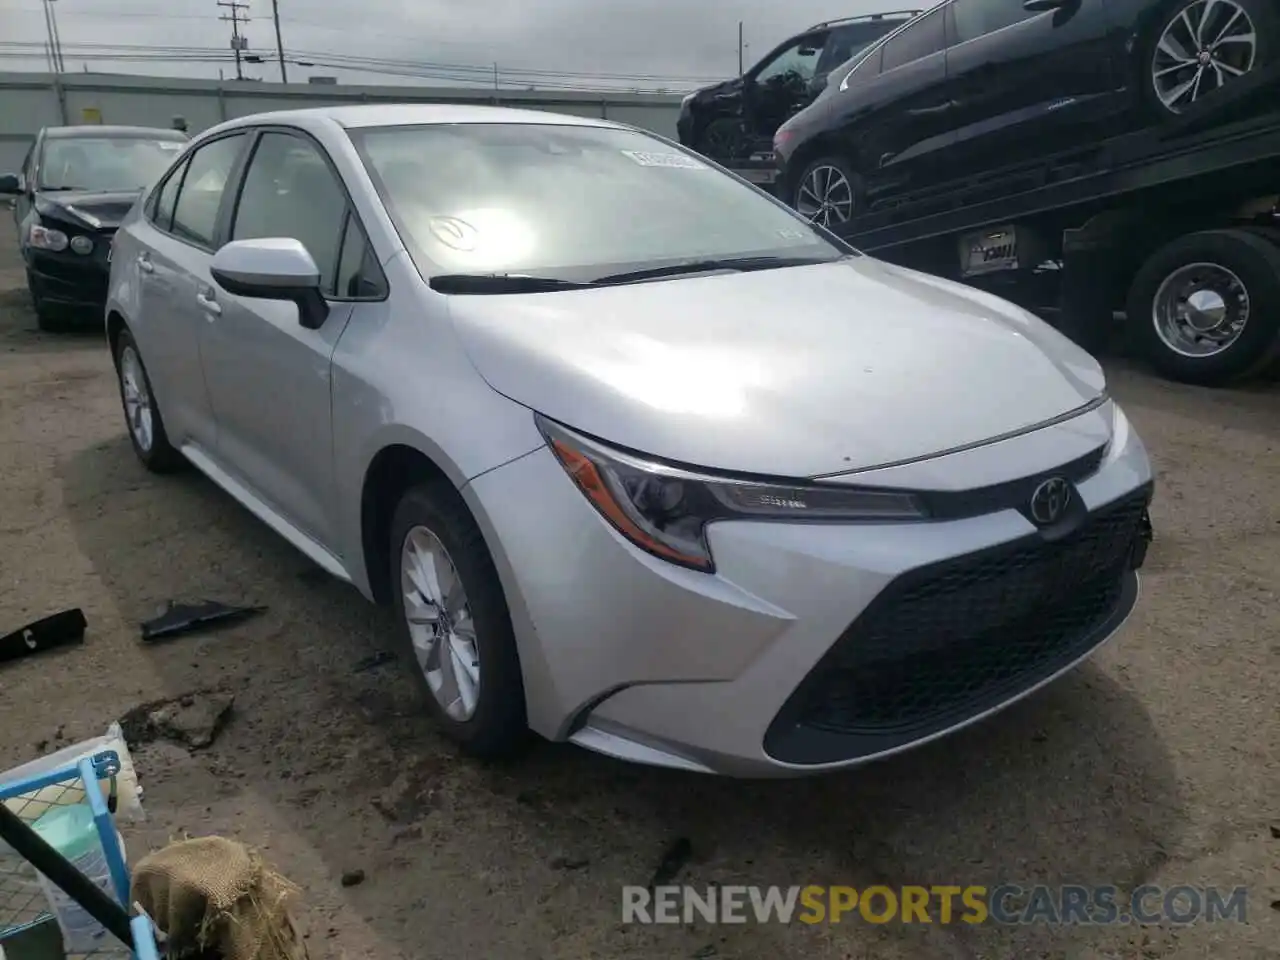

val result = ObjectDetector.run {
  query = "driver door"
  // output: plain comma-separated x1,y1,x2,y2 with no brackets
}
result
744,31,830,141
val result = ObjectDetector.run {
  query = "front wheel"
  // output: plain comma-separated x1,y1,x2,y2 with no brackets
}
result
388,481,530,759
1142,0,1275,118
1126,228,1280,386
791,156,862,229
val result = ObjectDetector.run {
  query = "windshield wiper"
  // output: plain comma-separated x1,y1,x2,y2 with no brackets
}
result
429,273,592,294
591,255,838,285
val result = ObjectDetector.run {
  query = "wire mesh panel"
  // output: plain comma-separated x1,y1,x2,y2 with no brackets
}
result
0,752,140,959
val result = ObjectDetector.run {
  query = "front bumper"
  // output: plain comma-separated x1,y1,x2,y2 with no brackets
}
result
466,400,1153,777
26,242,112,311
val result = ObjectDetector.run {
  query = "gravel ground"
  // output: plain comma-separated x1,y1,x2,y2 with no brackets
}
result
0,217,1276,960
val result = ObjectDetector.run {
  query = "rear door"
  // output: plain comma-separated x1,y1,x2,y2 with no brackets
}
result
828,6,954,199
125,132,250,452
941,0,1121,174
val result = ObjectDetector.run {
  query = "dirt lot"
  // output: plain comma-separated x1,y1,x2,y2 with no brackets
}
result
0,217,1276,960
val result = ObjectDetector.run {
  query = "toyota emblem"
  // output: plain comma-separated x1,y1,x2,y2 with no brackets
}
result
1029,477,1072,526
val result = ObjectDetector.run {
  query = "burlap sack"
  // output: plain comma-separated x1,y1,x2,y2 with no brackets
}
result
130,837,309,960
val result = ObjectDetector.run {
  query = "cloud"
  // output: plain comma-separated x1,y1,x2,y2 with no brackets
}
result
2,0,916,89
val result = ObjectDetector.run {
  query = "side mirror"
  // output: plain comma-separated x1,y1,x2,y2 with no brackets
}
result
210,237,330,330
0,174,20,195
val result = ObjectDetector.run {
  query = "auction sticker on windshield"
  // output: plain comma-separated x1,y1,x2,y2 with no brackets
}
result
621,150,707,170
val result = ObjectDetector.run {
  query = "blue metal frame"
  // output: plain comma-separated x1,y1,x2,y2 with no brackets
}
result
0,749,159,958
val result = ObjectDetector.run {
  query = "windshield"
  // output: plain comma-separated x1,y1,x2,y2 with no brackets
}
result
350,122,847,282
38,136,186,192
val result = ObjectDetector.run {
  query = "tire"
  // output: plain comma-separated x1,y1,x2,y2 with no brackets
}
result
112,327,185,472
790,155,863,229
1140,0,1276,120
694,117,746,161
388,480,529,759
1126,228,1280,386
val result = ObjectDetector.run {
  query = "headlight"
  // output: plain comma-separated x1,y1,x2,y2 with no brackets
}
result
70,235,94,255
29,224,68,252
536,415,926,573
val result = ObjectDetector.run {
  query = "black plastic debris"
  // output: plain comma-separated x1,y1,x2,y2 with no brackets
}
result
0,608,87,664
648,836,693,890
140,599,265,643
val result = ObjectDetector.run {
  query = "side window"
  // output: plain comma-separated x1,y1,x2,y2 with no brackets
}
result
755,36,825,85
148,156,189,232
170,134,246,248
334,213,388,300
881,10,947,71
230,132,347,294
841,45,885,89
951,0,1036,44
823,21,898,73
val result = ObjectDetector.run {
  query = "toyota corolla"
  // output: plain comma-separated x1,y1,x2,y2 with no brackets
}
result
104,104,1154,777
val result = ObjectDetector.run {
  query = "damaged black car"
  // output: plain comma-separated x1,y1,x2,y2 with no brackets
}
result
1,125,188,331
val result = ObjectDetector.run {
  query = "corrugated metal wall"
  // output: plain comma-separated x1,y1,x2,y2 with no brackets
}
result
0,71,686,171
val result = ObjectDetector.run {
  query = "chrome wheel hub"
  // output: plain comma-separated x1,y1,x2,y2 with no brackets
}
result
400,526,481,722
1151,262,1250,358
796,165,855,227
119,346,154,453
1152,0,1257,113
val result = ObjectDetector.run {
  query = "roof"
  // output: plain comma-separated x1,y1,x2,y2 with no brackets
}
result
212,103,620,132
44,124,188,140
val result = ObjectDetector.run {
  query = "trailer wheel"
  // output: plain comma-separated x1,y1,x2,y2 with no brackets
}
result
1141,0,1275,118
1126,228,1280,386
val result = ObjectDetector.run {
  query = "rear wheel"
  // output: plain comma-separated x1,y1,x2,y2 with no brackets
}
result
1142,0,1274,118
113,328,185,472
1126,228,1280,385
791,156,862,229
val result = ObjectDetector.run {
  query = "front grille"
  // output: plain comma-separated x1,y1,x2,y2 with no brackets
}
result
765,483,1152,764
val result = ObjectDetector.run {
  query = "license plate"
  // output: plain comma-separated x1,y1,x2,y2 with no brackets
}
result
960,227,1018,277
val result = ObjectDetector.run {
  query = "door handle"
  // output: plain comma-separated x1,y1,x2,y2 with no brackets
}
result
906,100,957,117
136,254,154,273
195,290,221,317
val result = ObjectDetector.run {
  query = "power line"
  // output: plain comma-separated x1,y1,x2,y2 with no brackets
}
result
216,0,249,80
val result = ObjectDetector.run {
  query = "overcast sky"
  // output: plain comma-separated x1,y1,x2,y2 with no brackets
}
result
1,0,914,90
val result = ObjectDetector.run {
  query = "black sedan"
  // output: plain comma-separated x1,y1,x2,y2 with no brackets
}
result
1,125,189,330
773,0,1275,227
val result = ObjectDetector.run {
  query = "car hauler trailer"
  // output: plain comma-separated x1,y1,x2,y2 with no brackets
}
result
810,64,1280,388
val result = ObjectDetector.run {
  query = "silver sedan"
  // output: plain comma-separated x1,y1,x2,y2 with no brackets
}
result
105,104,1154,777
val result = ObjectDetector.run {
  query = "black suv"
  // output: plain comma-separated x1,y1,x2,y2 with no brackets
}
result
773,0,1276,226
676,11,921,163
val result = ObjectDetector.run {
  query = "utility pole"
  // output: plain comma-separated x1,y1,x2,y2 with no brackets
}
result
42,0,65,73
270,0,287,83
217,0,250,81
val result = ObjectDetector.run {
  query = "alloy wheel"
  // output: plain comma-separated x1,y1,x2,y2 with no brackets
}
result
1152,0,1257,113
1151,261,1250,357
119,346,154,453
400,525,482,722
796,164,855,227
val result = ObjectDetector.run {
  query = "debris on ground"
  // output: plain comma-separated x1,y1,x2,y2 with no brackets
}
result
371,767,442,824
351,650,395,673
647,836,693,890
339,869,365,888
140,599,266,643
120,690,235,750
0,607,86,664
549,854,590,871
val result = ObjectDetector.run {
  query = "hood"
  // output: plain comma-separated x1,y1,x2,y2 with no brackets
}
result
689,78,742,105
446,258,1106,478
34,190,141,231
